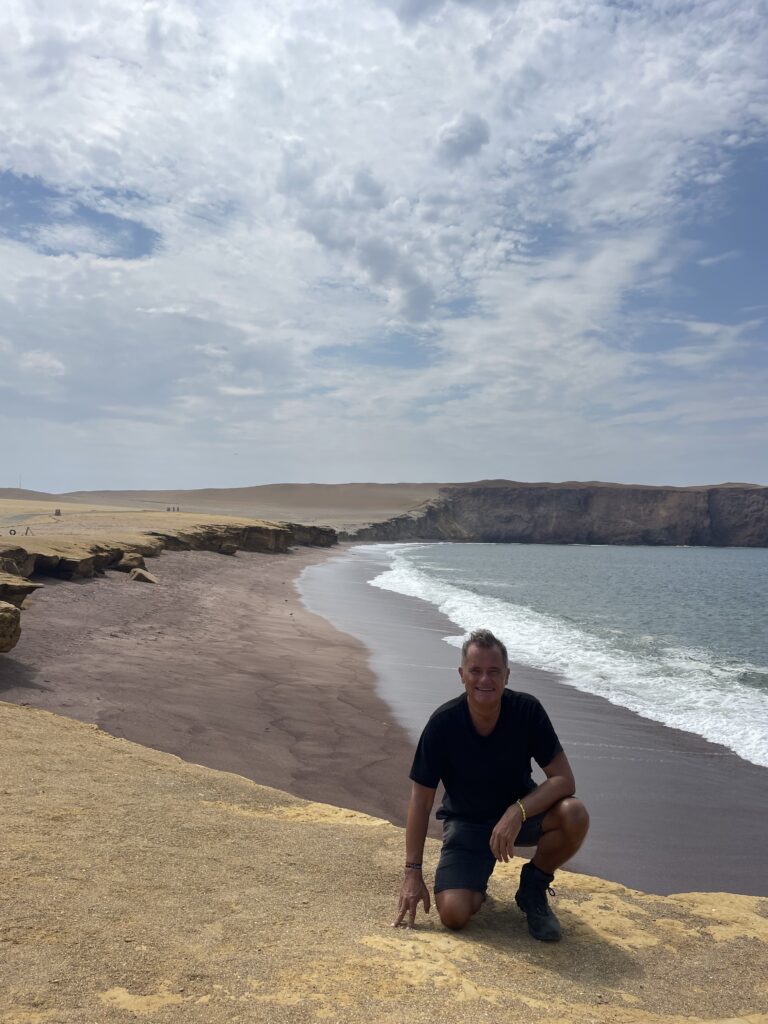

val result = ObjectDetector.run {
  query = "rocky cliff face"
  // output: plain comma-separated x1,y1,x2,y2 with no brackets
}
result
348,482,768,547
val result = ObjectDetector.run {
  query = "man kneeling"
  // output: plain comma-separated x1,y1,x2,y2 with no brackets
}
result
393,629,589,941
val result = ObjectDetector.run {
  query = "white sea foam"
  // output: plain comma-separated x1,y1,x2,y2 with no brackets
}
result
364,544,768,768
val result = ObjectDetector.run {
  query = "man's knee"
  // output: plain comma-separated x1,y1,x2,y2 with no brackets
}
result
436,890,480,931
558,797,590,839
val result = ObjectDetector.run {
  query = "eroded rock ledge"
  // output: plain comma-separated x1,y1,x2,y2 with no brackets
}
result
0,519,336,653
346,481,768,547
0,573,44,653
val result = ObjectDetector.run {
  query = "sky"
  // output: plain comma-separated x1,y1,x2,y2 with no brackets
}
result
1,0,766,491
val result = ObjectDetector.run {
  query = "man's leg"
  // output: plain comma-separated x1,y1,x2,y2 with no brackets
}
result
434,819,495,931
515,797,589,942
532,796,590,872
435,889,484,930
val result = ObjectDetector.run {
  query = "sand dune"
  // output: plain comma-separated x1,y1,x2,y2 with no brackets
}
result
0,483,444,531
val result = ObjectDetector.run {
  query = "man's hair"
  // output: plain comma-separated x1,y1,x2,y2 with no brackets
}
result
461,628,508,668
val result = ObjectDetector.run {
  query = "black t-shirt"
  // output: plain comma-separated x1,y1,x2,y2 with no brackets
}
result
409,689,563,823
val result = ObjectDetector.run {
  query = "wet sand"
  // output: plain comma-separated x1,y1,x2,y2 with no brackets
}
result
300,545,768,896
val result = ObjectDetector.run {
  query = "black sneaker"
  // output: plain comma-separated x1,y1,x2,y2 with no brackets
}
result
514,862,562,942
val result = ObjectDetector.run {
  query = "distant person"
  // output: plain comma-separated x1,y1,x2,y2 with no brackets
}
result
393,628,589,941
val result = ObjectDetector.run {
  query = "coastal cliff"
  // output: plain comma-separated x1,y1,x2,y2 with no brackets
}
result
348,481,768,547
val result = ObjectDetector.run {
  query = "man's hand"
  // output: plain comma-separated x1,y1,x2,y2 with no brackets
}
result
393,869,431,928
490,805,522,862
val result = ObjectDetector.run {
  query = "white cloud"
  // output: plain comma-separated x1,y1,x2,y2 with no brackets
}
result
436,111,491,164
0,0,766,487
18,350,66,376
218,385,264,397
697,250,740,268
31,222,118,257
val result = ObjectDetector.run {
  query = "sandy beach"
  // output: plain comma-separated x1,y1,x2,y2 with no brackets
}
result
2,545,414,828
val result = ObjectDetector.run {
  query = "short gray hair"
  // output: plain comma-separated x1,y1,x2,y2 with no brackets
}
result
461,629,508,668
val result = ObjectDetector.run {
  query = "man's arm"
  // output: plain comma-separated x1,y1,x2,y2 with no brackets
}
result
489,751,576,862
393,781,436,927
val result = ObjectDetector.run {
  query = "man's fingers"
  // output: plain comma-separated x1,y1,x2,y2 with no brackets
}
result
394,885,432,929
491,833,510,862
393,897,410,927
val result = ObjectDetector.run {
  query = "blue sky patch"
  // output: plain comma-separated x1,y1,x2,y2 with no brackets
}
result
0,171,160,259
316,330,440,369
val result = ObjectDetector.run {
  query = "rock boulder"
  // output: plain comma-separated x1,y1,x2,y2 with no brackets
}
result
128,568,159,584
113,553,147,573
0,600,21,653
0,573,44,609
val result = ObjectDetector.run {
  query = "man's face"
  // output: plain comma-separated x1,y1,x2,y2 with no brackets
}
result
458,643,509,709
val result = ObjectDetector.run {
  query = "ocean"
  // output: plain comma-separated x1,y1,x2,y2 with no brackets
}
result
308,542,768,769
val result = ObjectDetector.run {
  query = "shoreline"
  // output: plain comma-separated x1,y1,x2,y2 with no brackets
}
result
300,544,768,896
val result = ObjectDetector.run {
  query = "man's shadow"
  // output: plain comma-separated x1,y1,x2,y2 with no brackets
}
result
434,893,642,986
0,656,48,700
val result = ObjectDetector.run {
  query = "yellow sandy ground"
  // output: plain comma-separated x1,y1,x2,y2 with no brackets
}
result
2,701,766,1024
0,498,279,540
0,499,288,571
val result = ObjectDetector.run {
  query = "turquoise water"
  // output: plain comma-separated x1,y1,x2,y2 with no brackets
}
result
363,542,768,767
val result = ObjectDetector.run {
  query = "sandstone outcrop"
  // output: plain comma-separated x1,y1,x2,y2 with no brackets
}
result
128,567,158,584
147,521,293,555
0,517,334,586
0,546,37,577
0,573,43,652
0,572,44,608
348,481,768,547
0,540,147,581
114,552,147,573
0,600,21,652
283,522,338,547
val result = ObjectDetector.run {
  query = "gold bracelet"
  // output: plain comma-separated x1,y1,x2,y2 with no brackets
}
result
516,799,527,823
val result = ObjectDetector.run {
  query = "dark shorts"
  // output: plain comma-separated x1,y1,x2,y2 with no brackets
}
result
434,813,546,895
